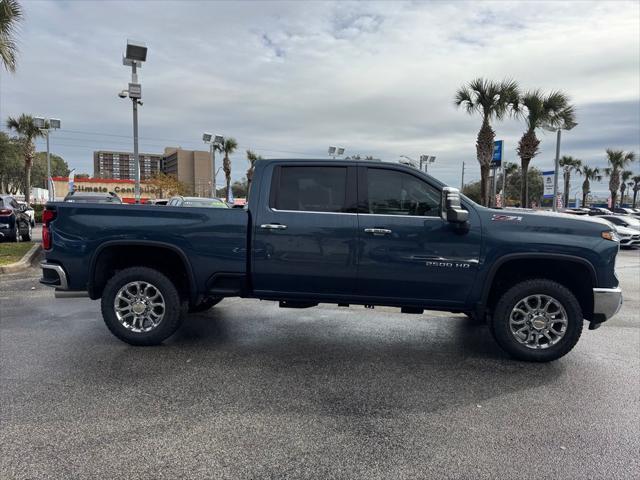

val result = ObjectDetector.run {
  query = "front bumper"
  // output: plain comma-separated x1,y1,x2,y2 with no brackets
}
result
591,287,623,328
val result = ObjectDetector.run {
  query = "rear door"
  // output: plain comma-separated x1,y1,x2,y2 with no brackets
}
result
356,165,480,307
252,162,359,298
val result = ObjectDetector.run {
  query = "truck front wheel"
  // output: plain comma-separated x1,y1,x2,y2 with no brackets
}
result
490,279,583,362
101,267,184,346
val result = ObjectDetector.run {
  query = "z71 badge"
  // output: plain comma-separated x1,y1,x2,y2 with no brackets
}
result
491,214,523,222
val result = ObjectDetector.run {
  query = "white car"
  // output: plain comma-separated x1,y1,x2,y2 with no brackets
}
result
598,214,640,232
603,221,640,248
16,201,35,227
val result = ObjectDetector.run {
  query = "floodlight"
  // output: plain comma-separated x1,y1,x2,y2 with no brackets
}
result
49,118,61,129
328,146,336,155
336,147,345,156
125,39,147,63
213,135,224,145
203,132,213,143
34,117,46,129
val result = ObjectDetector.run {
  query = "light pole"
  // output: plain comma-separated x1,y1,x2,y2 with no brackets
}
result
34,117,61,201
119,40,147,203
203,133,224,197
545,120,577,212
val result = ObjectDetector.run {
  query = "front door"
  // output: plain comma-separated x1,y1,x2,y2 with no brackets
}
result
252,163,359,298
356,166,481,307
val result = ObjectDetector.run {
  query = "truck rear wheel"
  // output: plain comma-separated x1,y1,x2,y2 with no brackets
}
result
101,267,184,346
490,279,583,362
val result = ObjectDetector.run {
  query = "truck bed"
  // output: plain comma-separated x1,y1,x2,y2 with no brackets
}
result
44,203,249,293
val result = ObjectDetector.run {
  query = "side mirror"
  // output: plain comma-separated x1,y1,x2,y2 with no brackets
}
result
441,187,469,223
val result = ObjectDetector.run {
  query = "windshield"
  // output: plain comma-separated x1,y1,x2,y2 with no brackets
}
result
182,199,229,208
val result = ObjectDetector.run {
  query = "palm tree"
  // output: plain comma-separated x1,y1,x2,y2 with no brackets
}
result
6,114,44,204
559,156,582,207
516,90,576,207
580,166,601,207
0,0,22,72
245,149,262,197
221,137,238,202
454,78,519,206
631,175,640,208
619,170,633,206
603,150,635,207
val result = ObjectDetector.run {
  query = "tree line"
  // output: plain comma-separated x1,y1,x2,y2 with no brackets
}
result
455,78,637,208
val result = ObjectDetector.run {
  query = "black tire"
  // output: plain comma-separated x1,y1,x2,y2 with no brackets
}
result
21,222,32,242
188,296,223,313
8,221,20,242
101,267,184,346
490,279,583,362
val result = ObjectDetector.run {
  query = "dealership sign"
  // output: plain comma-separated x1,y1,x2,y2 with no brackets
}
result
51,176,158,200
543,171,555,198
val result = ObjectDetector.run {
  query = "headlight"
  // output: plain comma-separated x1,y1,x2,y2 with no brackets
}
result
602,230,620,242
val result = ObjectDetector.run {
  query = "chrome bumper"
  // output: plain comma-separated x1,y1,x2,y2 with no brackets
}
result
592,287,623,324
40,261,68,290
40,261,89,298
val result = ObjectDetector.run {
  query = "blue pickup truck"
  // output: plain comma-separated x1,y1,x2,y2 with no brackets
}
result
40,159,622,362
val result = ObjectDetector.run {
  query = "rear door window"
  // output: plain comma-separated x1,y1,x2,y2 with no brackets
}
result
273,166,347,213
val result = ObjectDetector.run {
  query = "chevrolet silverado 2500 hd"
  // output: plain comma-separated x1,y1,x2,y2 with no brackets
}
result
40,159,622,362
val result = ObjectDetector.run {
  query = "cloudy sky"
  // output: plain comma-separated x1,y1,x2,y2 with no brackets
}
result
1,0,639,197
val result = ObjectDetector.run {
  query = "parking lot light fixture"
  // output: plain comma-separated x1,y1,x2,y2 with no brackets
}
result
35,116,61,201
120,39,147,203
204,133,224,197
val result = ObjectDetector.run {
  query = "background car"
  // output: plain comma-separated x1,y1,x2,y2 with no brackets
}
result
613,207,636,215
588,207,613,216
167,196,229,208
148,199,169,205
17,201,36,227
601,220,640,249
0,194,33,242
597,214,640,231
562,207,590,215
64,191,122,204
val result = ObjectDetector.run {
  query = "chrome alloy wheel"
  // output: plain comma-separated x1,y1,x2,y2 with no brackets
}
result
509,294,568,350
113,281,166,333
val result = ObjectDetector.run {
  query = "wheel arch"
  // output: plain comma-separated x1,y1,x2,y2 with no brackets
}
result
88,240,198,304
479,253,597,321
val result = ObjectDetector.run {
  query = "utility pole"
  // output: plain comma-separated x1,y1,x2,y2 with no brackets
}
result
552,128,561,212
460,161,465,190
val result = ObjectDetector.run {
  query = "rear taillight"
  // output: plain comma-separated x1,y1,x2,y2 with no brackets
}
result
42,208,57,250
0,208,12,216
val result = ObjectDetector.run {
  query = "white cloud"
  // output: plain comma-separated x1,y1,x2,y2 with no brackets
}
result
1,0,638,197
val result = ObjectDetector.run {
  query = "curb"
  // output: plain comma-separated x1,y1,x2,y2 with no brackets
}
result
0,243,43,274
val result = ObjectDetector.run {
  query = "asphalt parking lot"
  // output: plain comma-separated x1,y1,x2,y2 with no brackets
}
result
1,249,638,479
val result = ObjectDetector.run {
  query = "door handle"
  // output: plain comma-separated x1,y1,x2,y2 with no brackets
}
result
260,224,287,230
364,228,392,236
